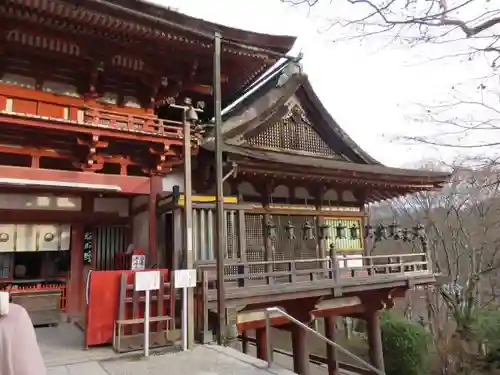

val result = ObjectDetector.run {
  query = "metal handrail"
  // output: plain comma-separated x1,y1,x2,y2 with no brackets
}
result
264,307,385,375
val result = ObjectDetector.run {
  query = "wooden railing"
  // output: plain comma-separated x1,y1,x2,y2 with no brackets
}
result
0,85,198,139
197,252,430,301
84,107,197,139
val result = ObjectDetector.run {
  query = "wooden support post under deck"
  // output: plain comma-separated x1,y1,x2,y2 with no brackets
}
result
241,330,249,354
255,327,268,361
324,315,340,375
291,324,310,375
366,310,385,372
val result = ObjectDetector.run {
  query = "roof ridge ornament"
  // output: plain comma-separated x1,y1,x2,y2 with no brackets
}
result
276,61,304,88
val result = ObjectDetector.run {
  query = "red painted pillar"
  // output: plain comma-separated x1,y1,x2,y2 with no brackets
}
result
255,327,268,360
291,325,310,375
148,176,161,267
324,316,340,375
367,310,385,372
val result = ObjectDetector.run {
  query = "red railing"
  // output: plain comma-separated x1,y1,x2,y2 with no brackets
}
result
0,84,200,140
84,107,195,139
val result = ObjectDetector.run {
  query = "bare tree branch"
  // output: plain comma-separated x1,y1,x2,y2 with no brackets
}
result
283,0,500,152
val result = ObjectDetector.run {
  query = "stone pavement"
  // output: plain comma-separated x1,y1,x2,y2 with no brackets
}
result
47,345,298,375
38,324,350,375
37,323,116,367
48,361,109,375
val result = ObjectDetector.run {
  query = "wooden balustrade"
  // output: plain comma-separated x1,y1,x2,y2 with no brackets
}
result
196,252,430,304
0,85,199,139
84,107,197,139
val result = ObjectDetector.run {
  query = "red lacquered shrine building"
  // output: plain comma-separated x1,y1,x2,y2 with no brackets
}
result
0,0,294,332
0,0,452,372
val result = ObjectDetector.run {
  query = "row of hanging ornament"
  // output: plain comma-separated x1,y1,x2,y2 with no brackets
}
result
365,222,427,243
264,218,427,243
264,218,361,241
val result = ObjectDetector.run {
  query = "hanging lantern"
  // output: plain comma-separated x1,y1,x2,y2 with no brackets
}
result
349,224,360,240
374,224,387,242
413,223,426,241
334,222,346,239
285,221,296,240
388,221,397,237
319,223,330,240
364,225,374,239
329,242,336,255
389,221,402,240
266,218,276,240
402,227,411,242
302,221,315,240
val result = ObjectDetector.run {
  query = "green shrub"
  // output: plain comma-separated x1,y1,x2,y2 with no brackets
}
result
354,318,366,334
472,310,500,370
381,311,431,375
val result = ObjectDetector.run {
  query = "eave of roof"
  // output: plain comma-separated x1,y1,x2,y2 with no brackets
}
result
224,145,451,184
67,0,297,54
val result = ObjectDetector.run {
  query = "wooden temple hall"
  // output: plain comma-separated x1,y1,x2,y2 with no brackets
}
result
0,0,450,374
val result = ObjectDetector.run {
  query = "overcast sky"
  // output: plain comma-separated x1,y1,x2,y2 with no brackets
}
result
149,0,491,168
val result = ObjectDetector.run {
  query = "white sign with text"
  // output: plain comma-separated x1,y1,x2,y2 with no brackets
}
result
174,269,197,289
134,270,160,291
134,270,161,358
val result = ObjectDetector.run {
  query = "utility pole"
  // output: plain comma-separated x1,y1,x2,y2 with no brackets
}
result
213,31,227,345
172,101,199,349
183,106,194,349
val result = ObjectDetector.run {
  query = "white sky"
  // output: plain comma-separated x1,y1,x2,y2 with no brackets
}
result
149,0,492,168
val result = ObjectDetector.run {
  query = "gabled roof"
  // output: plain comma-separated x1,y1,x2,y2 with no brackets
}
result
202,62,451,202
206,64,378,165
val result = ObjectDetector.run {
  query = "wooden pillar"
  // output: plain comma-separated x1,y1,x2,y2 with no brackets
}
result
366,310,385,372
148,175,161,267
324,315,340,375
255,327,268,361
241,330,249,354
291,325,310,375
68,224,83,318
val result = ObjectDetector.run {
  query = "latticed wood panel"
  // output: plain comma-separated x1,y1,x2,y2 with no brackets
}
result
272,215,319,272
244,213,266,276
245,105,341,157
224,210,239,277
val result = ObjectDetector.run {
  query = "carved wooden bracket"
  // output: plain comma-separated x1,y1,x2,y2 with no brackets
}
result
143,143,182,176
73,135,108,172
